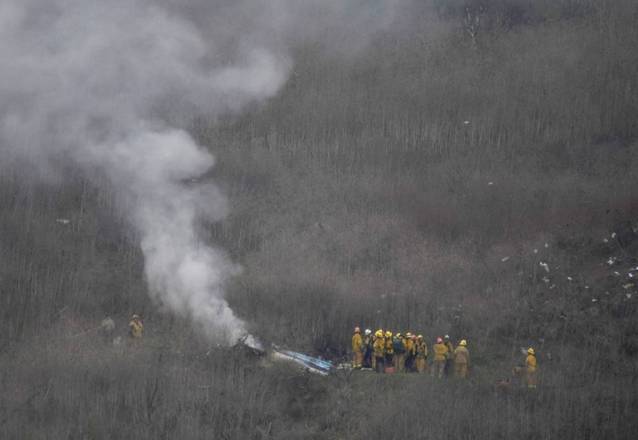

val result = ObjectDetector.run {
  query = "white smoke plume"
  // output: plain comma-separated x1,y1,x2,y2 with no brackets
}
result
0,0,399,344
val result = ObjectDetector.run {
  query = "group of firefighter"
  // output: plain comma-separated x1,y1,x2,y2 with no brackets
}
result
351,327,538,387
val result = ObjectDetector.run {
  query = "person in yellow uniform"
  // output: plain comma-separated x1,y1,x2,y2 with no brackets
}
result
526,347,538,388
415,335,428,373
432,337,448,378
453,339,470,379
351,327,363,369
393,333,406,372
404,332,415,372
362,329,373,369
373,330,385,373
384,331,394,373
128,314,144,339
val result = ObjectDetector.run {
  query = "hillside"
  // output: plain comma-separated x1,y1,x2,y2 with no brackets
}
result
1,1,638,438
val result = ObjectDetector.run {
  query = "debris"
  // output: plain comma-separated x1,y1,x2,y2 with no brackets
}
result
623,283,634,290
603,238,609,243
464,120,471,125
533,249,538,254
584,285,590,289
629,273,634,278
501,256,510,262
626,293,633,299
591,298,598,303
544,243,549,248
539,262,550,273
567,276,573,281
614,271,621,276
611,232,617,238
542,276,550,283
56,218,70,225
550,284,556,289
607,257,616,266
488,181,494,186
271,348,333,376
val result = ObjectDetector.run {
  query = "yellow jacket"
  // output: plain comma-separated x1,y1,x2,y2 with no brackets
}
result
416,341,428,358
129,320,143,338
385,337,394,355
404,338,415,355
373,337,385,357
526,354,537,372
433,343,448,361
453,346,470,365
352,333,363,352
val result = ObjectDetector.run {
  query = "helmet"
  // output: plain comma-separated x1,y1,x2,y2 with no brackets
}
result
528,347,535,355
405,332,412,338
354,326,361,333
131,314,140,320
375,330,383,338
417,334,423,339
444,334,450,340
436,337,443,344
411,335,417,340
459,339,467,346
385,331,392,338
364,329,372,336
395,333,402,338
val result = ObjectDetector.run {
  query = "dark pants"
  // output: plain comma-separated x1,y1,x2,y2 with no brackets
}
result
405,354,415,372
375,356,385,373
363,348,373,368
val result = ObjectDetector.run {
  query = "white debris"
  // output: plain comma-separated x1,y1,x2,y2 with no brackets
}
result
544,243,549,248
626,293,633,299
611,232,617,238
533,249,538,254
488,181,494,186
614,271,621,276
607,257,615,265
567,276,573,281
56,218,70,225
539,262,550,273
501,256,510,262
550,284,556,289
591,298,598,303
623,283,634,290
629,273,634,278
603,238,609,243
542,276,550,283
464,120,471,125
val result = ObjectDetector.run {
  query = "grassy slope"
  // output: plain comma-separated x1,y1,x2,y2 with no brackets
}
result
1,1,638,438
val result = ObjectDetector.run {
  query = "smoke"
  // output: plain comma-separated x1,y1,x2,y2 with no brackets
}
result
0,0,399,344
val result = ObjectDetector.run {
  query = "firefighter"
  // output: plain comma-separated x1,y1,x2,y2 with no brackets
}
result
352,327,363,369
432,337,448,378
444,334,455,377
453,339,470,379
362,329,373,368
373,330,385,373
128,314,144,339
415,335,428,373
393,333,406,372
526,347,538,389
384,330,394,372
404,332,415,372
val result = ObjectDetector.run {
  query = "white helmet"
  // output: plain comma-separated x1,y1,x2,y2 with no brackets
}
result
364,328,372,335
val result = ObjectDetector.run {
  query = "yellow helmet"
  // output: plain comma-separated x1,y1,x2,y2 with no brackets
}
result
528,347,535,355
459,339,467,346
375,330,383,338
385,331,392,338
405,332,412,338
417,334,423,339
395,332,402,338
